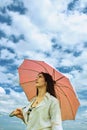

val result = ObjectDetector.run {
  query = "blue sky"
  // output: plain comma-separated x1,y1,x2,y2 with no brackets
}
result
0,0,87,130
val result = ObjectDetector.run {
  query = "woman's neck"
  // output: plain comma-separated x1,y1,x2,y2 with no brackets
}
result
37,87,46,98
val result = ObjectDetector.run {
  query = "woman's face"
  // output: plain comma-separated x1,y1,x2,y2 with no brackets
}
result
35,73,46,88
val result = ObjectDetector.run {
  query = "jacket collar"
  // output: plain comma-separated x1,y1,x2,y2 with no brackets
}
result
29,92,51,108
35,92,51,108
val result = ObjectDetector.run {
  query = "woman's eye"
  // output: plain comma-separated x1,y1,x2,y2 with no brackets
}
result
39,75,42,78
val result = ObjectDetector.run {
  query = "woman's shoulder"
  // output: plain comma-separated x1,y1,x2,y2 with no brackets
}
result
45,92,59,103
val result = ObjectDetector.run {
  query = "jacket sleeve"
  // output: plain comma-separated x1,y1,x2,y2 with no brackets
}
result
21,104,30,125
49,98,63,130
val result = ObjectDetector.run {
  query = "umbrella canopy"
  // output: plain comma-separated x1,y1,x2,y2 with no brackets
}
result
18,59,80,121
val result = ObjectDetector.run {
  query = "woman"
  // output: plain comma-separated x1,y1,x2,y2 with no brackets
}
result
10,72,63,130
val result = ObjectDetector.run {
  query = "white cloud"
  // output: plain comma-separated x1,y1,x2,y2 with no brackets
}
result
0,71,18,85
1,49,15,60
0,88,28,114
0,38,16,50
1,0,87,63
80,99,87,107
0,87,6,94
76,0,87,9
0,23,19,37
0,72,11,84
0,66,7,72
22,0,87,50
8,11,52,52
22,0,87,47
55,13,86,47
0,0,12,8
70,69,87,93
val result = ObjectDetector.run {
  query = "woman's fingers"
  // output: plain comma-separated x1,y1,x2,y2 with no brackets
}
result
9,111,16,117
9,108,22,117
16,108,22,114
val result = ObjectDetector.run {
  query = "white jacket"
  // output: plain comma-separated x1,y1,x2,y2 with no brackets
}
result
22,92,63,130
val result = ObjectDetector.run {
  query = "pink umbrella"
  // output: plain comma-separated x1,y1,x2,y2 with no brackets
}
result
18,59,80,121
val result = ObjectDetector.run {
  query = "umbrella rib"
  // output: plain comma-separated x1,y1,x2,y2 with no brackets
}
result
56,83,76,96
56,84,75,117
31,60,49,73
57,84,75,95
20,80,36,85
56,76,65,81
56,84,68,97
55,76,76,96
52,69,55,80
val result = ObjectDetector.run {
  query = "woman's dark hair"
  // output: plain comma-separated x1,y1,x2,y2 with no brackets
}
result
37,72,56,97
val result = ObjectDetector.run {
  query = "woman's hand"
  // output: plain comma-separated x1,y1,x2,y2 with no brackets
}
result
9,108,24,121
14,108,23,118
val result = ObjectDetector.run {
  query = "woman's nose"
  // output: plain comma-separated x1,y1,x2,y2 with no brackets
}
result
35,78,38,82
